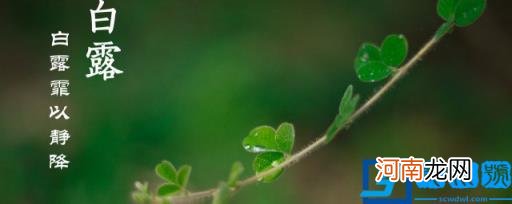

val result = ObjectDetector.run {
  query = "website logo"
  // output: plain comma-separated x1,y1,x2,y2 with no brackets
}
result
360,157,512,203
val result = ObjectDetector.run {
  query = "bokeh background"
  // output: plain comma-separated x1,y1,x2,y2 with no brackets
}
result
1,0,511,203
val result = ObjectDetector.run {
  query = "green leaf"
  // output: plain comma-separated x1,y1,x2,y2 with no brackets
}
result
356,61,391,82
454,0,486,27
242,123,295,154
380,34,408,67
155,160,177,183
354,43,381,71
157,183,181,197
326,85,360,143
339,89,359,124
253,152,285,183
227,161,244,187
437,0,486,27
212,182,230,204
275,123,295,154
338,85,353,113
354,35,407,82
177,165,192,189
437,0,458,22
242,126,279,153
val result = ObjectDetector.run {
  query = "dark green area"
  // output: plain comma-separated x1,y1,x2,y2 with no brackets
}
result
0,0,510,203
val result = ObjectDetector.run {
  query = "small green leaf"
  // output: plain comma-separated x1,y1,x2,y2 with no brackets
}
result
380,34,408,67
354,43,381,71
212,182,230,204
253,152,285,183
454,0,486,27
242,123,295,154
339,85,353,113
437,0,486,27
242,126,279,153
326,85,360,143
157,183,181,197
227,161,244,187
342,88,360,118
155,160,177,183
356,61,392,82
437,0,458,22
177,165,192,189
339,92,359,125
275,123,295,154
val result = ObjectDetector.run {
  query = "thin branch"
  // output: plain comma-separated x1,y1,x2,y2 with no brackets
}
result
166,24,450,203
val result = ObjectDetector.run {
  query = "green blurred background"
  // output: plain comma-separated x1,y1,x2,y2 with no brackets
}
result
1,0,511,203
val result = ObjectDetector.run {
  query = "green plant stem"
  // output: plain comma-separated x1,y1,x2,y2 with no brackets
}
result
163,24,451,204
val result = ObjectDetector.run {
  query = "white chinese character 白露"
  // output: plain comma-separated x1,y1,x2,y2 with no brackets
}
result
50,80,70,96
90,0,116,33
50,55,70,71
86,41,123,80
49,154,70,169
49,106,70,120
49,129,71,145
51,31,69,46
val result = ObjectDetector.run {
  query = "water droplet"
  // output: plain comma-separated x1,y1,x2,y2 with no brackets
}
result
243,145,271,153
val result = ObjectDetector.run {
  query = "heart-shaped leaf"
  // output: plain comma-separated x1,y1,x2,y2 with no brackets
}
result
253,152,285,183
275,123,294,154
354,34,408,82
242,126,278,153
227,161,244,187
157,183,181,197
242,123,295,154
381,34,408,67
155,160,177,183
437,0,486,27
177,165,192,189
